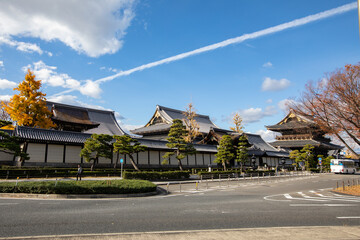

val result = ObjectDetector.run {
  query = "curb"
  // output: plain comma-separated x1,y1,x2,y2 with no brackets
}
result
0,189,161,199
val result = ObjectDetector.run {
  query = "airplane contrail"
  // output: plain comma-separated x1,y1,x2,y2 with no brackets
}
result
53,2,357,97
95,2,357,84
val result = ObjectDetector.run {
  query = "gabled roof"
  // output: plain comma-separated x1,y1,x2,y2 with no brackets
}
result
270,139,343,150
131,105,218,135
46,101,126,136
266,111,315,131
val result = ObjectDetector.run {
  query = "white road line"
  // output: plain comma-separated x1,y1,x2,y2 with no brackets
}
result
290,204,358,207
284,194,293,199
337,216,360,219
0,203,19,205
297,192,311,198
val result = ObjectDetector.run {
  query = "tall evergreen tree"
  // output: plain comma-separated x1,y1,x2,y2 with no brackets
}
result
3,70,55,129
113,135,147,171
289,144,315,170
80,134,113,171
215,135,235,171
236,135,248,172
163,119,196,170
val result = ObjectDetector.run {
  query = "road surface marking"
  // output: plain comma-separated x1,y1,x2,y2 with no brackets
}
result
290,204,357,207
337,216,360,219
0,203,19,205
284,194,293,199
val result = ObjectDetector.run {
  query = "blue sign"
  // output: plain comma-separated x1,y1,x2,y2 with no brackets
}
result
318,157,322,161
120,158,124,164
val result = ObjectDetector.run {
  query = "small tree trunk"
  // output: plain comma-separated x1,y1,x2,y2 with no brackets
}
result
91,157,97,171
178,159,184,171
129,155,140,171
222,161,227,171
240,162,243,173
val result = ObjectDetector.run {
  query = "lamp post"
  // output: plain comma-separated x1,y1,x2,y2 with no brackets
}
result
251,155,256,170
281,157,286,170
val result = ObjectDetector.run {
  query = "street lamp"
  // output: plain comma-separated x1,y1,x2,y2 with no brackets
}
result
281,157,286,170
251,155,256,170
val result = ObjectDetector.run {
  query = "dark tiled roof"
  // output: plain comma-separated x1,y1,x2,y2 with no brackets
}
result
15,126,92,144
157,105,218,133
270,139,343,150
266,121,314,130
132,105,219,135
47,101,126,136
131,123,171,135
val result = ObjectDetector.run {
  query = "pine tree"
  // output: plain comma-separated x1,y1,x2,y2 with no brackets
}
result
3,69,55,129
215,135,235,171
113,135,147,171
236,135,248,172
80,134,113,171
163,119,196,170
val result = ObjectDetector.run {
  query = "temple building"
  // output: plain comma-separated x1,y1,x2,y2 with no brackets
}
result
200,128,290,167
133,105,289,168
266,111,343,156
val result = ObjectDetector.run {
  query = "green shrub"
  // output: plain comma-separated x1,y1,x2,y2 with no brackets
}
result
123,171,190,180
0,179,156,194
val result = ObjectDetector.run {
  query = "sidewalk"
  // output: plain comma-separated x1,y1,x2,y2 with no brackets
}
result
1,226,359,240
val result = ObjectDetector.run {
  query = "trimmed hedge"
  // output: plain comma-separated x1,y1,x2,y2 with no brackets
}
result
0,179,156,194
123,171,190,180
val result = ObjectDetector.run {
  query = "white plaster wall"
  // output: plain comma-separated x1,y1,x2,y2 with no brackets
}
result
138,151,148,165
196,153,203,165
47,144,64,163
27,143,46,162
0,150,14,161
188,154,196,166
149,151,160,165
66,146,82,163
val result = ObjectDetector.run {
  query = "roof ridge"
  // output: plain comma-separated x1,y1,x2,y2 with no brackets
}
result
47,101,114,113
157,105,211,119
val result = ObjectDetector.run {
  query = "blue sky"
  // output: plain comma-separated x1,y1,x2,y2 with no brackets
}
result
0,0,359,141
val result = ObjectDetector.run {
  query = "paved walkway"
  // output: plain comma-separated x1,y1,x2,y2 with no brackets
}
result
1,226,360,240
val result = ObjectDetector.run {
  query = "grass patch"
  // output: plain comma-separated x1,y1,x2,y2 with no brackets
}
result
0,179,157,195
333,185,360,196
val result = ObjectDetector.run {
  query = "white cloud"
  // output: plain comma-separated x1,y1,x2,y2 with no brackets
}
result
0,35,44,54
0,95,11,101
79,80,102,99
266,99,273,104
262,77,291,91
278,99,299,112
256,129,281,142
262,62,273,68
0,0,136,57
25,60,82,89
0,79,17,89
0,61,4,67
235,106,277,124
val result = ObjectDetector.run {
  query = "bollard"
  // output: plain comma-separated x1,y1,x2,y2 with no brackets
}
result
348,180,350,187
258,173,260,183
353,179,355,186
166,183,169,194
342,181,345,191
27,174,29,179
55,178,58,187
200,175,203,182
211,175,214,182
336,181,339,189
206,181,208,189
227,177,229,187
179,182,182,192
108,174,110,178
6,174,8,180
196,181,198,191
46,174,48,179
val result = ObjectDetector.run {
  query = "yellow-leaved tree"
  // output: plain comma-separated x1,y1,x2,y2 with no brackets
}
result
3,69,55,129
230,113,244,134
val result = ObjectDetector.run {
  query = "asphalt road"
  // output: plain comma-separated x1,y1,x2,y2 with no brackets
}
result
0,173,359,238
